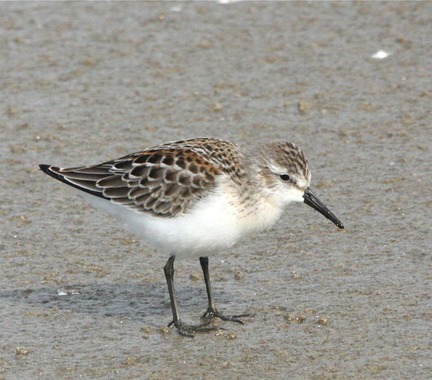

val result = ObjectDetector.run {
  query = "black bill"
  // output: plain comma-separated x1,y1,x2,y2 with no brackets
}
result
303,187,344,229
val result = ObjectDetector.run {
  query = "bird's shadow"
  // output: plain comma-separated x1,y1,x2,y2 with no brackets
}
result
1,283,162,320
0,282,244,322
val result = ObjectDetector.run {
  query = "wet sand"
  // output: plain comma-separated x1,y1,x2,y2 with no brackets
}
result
1,2,431,379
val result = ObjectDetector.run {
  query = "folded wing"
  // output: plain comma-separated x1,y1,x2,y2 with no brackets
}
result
40,146,221,217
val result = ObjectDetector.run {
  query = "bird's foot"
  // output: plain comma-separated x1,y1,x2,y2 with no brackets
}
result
168,319,220,338
201,308,252,325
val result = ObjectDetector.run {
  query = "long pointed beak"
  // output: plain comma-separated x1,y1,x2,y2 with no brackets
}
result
303,187,344,229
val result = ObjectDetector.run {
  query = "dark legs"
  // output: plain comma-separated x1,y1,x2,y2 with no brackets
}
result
200,256,217,314
164,255,218,337
163,255,250,337
164,256,181,327
200,256,250,324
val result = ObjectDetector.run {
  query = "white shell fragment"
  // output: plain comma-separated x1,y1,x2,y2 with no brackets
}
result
57,287,81,296
371,50,391,59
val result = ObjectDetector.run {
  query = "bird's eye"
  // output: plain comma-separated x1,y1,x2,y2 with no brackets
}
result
279,174,290,181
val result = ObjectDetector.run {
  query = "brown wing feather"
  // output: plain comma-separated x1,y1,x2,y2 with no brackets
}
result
41,138,242,217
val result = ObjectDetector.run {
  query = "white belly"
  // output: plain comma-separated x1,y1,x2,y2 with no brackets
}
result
84,183,283,258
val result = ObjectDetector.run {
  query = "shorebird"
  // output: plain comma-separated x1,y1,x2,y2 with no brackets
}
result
40,137,344,336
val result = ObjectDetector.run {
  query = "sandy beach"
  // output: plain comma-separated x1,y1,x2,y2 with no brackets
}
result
1,2,431,379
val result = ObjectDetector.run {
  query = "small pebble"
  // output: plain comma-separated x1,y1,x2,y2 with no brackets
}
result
295,316,305,324
16,347,29,356
298,100,312,114
317,316,329,325
213,102,223,112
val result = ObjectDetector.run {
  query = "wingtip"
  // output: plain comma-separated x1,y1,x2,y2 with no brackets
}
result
39,164,51,173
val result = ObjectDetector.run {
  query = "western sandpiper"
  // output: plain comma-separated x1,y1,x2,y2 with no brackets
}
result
40,137,343,337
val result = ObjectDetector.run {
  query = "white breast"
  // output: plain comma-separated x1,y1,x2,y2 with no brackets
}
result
83,177,284,258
